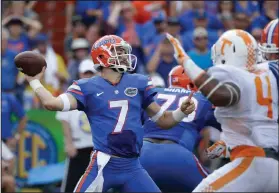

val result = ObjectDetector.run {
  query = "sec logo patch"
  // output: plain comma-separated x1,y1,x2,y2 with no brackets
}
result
124,87,138,97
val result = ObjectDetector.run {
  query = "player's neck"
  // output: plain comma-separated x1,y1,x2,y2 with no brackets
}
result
101,68,122,85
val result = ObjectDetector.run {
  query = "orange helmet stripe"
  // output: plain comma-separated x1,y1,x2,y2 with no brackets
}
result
267,19,278,44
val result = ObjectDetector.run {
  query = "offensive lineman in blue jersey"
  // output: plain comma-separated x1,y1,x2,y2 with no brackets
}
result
23,35,196,192
140,66,212,192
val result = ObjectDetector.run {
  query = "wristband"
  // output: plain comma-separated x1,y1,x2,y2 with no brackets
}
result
183,59,205,81
30,79,43,91
172,108,186,122
59,94,71,111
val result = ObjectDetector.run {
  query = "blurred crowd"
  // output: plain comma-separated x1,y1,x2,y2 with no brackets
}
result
2,0,278,108
1,1,278,191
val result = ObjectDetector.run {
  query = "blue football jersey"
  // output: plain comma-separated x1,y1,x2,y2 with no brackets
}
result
67,73,157,157
143,88,212,151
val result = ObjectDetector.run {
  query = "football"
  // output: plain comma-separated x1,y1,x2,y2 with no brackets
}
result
14,51,47,76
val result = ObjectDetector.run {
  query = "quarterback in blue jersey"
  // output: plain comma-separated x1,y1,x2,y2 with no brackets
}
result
24,35,196,192
140,66,211,192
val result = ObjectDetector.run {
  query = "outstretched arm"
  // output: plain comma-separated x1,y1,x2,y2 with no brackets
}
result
145,92,195,129
166,33,240,107
24,67,77,111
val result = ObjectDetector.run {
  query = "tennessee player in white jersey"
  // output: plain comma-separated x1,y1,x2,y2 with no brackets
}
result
166,29,278,192
214,63,278,150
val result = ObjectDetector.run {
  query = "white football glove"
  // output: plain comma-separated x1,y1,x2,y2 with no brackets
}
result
206,140,230,159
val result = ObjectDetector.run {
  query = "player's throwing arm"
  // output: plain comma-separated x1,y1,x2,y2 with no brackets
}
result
14,51,78,111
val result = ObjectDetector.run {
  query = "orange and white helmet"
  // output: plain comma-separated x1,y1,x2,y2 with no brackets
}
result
168,66,198,91
259,19,278,56
211,29,258,72
91,35,137,73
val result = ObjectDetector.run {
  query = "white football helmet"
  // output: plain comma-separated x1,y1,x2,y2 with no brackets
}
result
211,29,258,72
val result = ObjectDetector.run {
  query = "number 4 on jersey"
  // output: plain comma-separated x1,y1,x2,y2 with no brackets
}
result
255,76,273,118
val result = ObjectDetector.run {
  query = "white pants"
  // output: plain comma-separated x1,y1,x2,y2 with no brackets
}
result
193,157,278,192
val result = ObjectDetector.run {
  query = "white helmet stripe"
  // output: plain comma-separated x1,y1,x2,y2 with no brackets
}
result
267,19,278,44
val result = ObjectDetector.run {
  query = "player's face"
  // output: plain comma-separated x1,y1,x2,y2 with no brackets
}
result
264,53,279,61
110,46,129,67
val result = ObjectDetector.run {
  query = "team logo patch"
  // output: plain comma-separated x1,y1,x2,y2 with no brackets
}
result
124,87,138,97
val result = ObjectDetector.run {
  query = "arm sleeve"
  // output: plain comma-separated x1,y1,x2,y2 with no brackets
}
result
66,80,86,111
11,95,25,119
141,76,158,109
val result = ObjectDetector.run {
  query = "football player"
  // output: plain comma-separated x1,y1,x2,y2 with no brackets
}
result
258,19,278,89
23,35,195,192
140,65,212,192
166,29,278,192
259,19,278,63
206,19,279,170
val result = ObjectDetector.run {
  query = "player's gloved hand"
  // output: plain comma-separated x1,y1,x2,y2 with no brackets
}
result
166,33,189,64
206,140,230,159
24,66,46,83
180,92,195,115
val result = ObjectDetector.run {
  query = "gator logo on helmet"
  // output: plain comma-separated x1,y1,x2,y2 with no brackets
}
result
92,38,116,50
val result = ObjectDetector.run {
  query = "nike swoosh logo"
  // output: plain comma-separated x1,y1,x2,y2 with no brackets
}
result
96,92,104,96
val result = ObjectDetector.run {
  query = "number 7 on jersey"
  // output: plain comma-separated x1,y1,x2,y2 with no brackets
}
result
109,100,129,133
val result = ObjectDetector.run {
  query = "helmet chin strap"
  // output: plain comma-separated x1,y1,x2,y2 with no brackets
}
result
110,65,128,73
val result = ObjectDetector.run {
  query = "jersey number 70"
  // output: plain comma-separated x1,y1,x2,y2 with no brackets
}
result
157,93,198,122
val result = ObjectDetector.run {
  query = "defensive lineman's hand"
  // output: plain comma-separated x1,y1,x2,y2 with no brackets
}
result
166,33,189,65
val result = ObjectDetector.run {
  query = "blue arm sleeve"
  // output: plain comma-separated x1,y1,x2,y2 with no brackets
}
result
141,76,158,109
